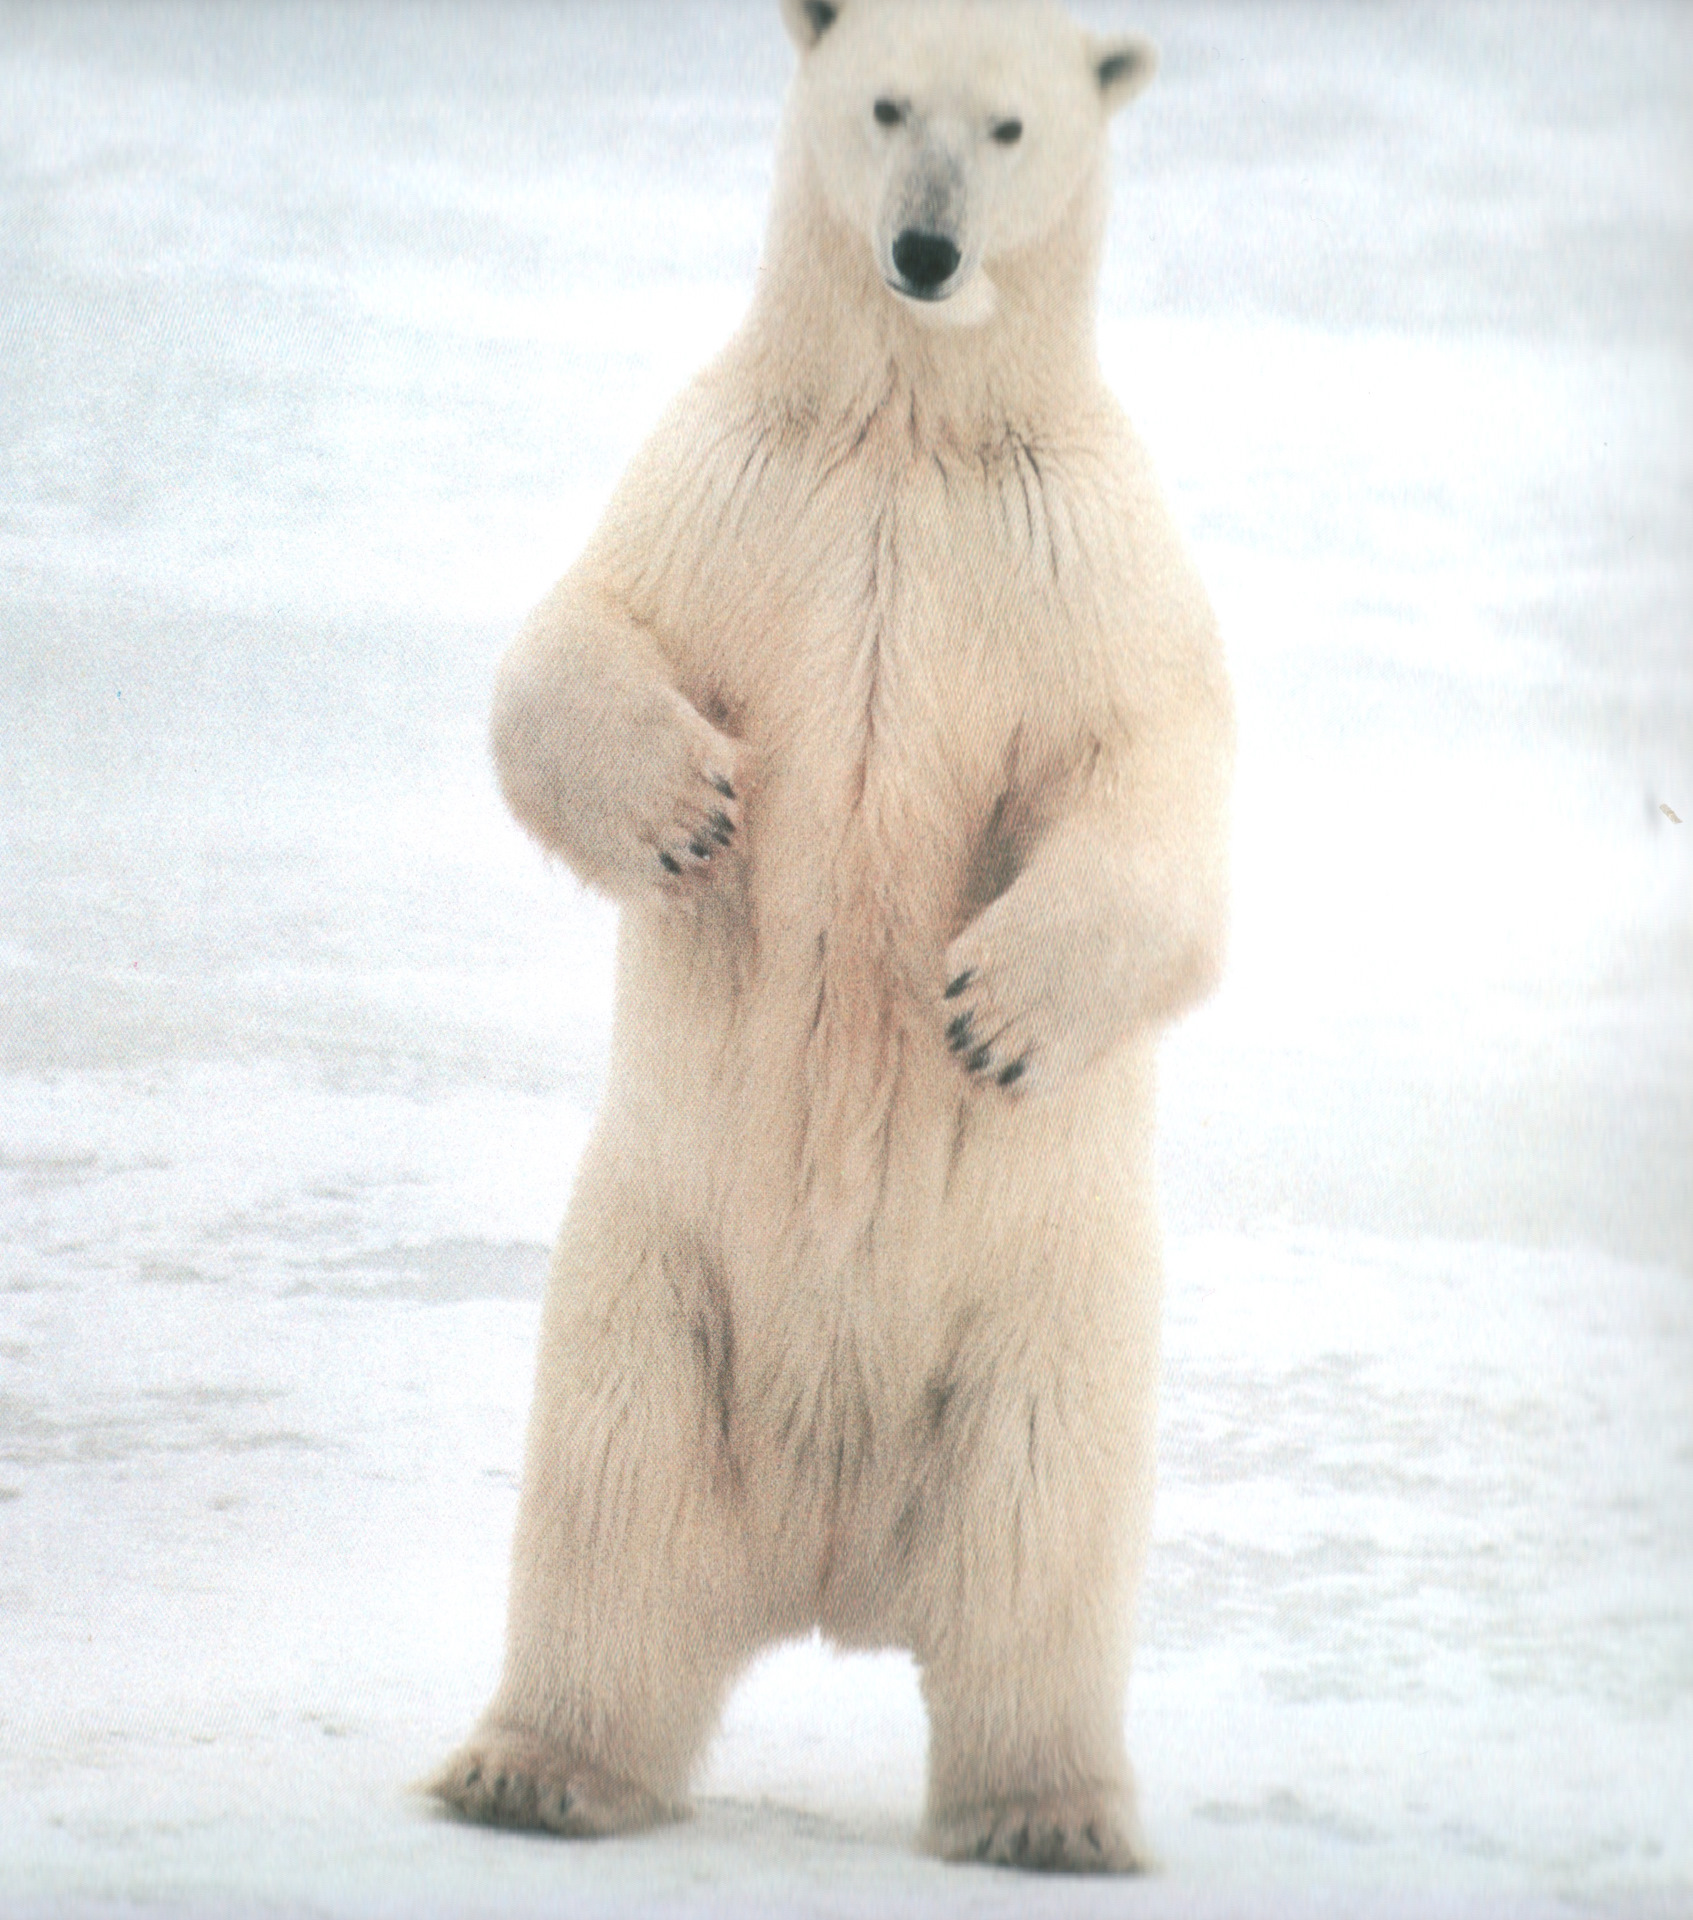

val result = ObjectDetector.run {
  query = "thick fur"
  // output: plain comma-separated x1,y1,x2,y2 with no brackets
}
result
431,0,1232,1875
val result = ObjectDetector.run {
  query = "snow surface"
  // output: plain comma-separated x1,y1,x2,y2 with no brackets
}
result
2,1,1690,1914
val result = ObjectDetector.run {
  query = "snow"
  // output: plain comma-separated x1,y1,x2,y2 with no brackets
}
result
2,1,1690,1914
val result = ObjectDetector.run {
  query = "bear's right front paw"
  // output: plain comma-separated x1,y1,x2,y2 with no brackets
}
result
635,694,744,899
428,1730,677,1837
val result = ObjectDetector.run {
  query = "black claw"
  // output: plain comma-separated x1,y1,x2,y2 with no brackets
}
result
965,1044,992,1074
711,774,736,800
659,851,682,875
946,1012,974,1050
997,1058,1027,1088
689,838,710,860
943,969,975,1001
709,811,735,842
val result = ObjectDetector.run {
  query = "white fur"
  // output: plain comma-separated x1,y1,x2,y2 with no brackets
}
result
431,0,1231,1875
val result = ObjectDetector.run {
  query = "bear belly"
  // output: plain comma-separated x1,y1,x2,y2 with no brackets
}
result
733,783,967,1251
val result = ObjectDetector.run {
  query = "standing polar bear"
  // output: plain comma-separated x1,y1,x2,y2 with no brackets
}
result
433,0,1232,1875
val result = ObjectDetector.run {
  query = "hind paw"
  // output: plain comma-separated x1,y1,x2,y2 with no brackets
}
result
428,1729,677,1838
925,1790,1150,1874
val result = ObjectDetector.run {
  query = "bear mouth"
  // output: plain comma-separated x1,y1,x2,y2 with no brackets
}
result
879,262,999,331
884,276,955,305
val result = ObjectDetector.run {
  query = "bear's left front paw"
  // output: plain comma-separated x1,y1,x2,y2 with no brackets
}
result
941,910,1090,1096
925,1790,1150,1875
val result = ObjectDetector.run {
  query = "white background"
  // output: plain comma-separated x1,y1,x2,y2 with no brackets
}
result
2,2,1689,1913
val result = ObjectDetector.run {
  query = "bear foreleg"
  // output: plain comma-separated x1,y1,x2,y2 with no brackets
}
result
489,578,744,902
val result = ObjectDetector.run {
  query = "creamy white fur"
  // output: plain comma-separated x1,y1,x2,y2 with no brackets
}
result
432,0,1232,1874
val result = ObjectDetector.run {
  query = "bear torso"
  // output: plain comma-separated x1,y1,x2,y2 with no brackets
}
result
567,358,1155,1580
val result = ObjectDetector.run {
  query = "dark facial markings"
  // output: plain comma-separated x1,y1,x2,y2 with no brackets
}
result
872,102,1020,145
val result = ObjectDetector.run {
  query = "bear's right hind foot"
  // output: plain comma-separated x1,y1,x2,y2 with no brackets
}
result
428,1731,678,1838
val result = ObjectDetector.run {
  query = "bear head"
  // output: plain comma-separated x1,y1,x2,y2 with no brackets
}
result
778,0,1155,329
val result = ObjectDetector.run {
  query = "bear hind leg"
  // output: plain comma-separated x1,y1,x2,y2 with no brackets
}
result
903,1318,1158,1873
430,1209,758,1836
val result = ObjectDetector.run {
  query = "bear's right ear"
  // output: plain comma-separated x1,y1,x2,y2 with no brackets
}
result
780,0,842,51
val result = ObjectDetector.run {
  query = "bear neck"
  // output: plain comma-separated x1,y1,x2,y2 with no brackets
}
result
738,123,1110,448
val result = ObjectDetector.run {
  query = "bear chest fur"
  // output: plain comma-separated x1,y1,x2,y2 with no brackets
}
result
667,395,1116,987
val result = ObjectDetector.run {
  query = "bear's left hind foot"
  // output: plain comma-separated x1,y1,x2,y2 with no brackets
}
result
925,1790,1150,1874
428,1729,679,1837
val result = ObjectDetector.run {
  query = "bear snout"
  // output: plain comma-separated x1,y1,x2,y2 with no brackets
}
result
890,228,962,298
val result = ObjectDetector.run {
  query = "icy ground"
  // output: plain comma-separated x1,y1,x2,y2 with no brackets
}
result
2,1,1690,1914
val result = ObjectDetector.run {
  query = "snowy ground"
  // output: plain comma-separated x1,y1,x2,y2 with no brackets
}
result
3,2,1691,1914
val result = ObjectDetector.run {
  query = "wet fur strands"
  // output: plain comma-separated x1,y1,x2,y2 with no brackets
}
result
432,0,1232,1877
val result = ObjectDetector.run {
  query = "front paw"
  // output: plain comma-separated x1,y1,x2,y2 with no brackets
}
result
639,695,745,898
941,910,1084,1096
428,1728,677,1837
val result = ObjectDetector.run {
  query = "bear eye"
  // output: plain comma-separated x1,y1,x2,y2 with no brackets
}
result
991,117,1024,146
873,98,905,128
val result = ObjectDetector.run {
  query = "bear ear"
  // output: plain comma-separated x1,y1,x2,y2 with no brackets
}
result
780,0,842,51
1089,34,1157,114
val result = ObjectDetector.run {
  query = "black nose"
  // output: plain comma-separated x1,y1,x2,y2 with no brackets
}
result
891,228,961,295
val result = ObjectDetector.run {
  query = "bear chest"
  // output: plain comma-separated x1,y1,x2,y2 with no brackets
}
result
749,545,957,957
729,433,1093,929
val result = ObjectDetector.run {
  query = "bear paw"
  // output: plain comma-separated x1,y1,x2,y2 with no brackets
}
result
636,694,744,898
941,917,1073,1096
428,1730,678,1837
941,880,1129,1094
925,1791,1150,1874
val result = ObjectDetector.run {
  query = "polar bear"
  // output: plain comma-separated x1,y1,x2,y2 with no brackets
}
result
431,0,1232,1875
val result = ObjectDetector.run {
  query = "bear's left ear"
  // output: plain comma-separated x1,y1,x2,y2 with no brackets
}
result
1088,34,1157,114
780,0,842,51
